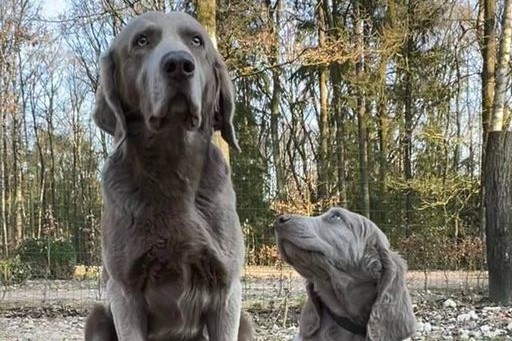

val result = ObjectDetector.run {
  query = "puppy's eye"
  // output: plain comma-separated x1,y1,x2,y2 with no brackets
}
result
135,35,149,47
330,212,343,222
191,35,203,47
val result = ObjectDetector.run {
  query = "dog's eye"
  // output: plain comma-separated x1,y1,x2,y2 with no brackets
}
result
191,35,203,47
135,35,149,47
330,212,343,222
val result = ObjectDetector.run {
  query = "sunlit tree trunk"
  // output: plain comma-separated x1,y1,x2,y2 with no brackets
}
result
491,0,512,131
328,0,347,206
196,0,231,163
267,0,285,199
478,0,497,236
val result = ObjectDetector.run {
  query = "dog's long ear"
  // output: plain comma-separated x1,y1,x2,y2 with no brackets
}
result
213,56,240,152
299,282,321,338
93,50,127,140
366,240,416,341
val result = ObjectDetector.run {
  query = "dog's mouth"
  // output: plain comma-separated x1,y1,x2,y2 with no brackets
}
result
149,93,201,132
278,239,329,280
277,238,324,264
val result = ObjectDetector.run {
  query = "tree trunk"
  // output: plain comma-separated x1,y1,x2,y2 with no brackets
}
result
317,0,330,205
485,131,512,304
491,0,512,132
0,97,7,255
377,82,389,224
481,0,496,136
329,0,347,207
354,0,370,218
196,0,231,163
268,0,285,199
332,67,347,206
479,0,497,236
402,1,415,236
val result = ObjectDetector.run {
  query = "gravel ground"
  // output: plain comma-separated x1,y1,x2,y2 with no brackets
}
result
0,270,510,341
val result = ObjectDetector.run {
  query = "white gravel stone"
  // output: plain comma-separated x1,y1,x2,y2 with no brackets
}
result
416,321,433,333
480,324,491,333
457,310,478,323
443,298,457,308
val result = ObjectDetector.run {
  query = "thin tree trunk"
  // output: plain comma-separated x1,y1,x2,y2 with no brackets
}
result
402,1,415,236
329,0,347,207
332,68,347,206
48,90,56,213
30,103,45,238
354,0,370,218
454,51,462,170
317,0,329,205
12,99,22,248
268,0,285,199
377,78,389,224
1,98,7,255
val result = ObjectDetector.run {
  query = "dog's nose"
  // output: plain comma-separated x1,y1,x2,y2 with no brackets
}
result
275,214,292,225
161,51,195,79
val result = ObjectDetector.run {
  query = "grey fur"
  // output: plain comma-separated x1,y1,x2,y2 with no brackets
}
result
275,208,416,341
84,11,251,341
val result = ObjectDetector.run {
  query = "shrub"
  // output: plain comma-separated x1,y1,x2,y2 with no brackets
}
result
397,234,486,271
247,244,281,266
17,238,76,279
73,265,101,280
0,255,30,287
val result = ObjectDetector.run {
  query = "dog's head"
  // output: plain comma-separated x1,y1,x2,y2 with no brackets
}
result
93,11,239,150
275,208,416,340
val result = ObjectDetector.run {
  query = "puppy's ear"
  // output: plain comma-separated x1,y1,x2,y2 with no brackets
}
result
366,240,416,341
299,282,321,338
93,50,127,140
213,56,240,152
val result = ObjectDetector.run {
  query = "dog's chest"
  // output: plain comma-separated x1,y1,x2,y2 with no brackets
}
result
137,231,225,340
143,262,216,340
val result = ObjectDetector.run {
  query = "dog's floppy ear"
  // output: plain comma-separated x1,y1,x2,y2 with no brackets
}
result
299,282,321,338
213,56,240,152
366,241,416,341
93,49,127,140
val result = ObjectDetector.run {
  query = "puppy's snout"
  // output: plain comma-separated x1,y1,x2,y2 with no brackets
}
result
161,51,195,79
275,214,292,226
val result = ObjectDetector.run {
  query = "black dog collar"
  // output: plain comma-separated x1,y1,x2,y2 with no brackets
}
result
310,287,367,336
322,301,367,336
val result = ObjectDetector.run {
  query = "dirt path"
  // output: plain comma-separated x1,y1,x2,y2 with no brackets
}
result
0,266,495,341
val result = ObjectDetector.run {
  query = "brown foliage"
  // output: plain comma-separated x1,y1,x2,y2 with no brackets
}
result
398,235,486,271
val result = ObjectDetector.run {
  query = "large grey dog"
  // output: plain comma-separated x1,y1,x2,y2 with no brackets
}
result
84,11,252,341
275,208,416,341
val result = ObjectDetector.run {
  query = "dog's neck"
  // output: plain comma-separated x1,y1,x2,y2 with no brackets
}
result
314,276,377,329
106,125,217,209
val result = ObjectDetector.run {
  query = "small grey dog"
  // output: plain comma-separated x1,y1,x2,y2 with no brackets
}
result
275,208,416,341
84,11,251,341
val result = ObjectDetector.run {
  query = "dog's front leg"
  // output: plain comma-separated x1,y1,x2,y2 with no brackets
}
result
207,280,242,341
108,280,148,341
